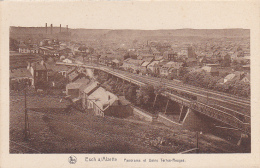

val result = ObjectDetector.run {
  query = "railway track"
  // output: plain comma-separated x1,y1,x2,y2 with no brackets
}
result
109,68,250,106
104,68,250,114
56,62,250,116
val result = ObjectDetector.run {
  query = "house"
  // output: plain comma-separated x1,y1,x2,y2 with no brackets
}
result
163,51,177,61
87,87,119,117
179,46,196,58
242,64,250,71
154,56,164,61
58,47,72,57
68,71,88,83
87,87,133,118
218,71,245,84
241,73,250,84
46,64,69,78
147,61,160,74
140,58,154,74
63,58,73,64
222,73,237,84
18,44,39,54
10,68,34,89
198,57,208,66
111,59,121,68
27,60,48,87
99,55,108,65
138,54,154,60
185,57,197,67
122,58,144,73
88,54,99,64
38,46,59,56
201,66,219,76
104,96,133,118
151,48,161,57
66,79,89,101
160,61,183,77
68,70,80,82
81,81,100,109
75,56,84,64
140,61,150,75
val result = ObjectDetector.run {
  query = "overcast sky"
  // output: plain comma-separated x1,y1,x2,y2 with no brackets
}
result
2,1,257,29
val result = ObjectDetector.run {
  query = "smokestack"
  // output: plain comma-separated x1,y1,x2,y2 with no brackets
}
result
51,24,53,34
66,25,68,33
45,23,47,34
60,24,61,33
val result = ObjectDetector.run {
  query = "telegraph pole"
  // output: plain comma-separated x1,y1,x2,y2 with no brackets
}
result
24,88,30,141
196,131,199,153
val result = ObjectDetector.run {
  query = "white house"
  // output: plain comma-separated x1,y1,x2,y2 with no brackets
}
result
63,58,73,64
87,87,118,117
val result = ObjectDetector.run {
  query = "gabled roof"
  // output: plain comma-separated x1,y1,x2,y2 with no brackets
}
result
68,71,79,81
186,57,197,62
143,57,154,62
224,74,236,81
158,60,169,67
123,58,144,66
141,61,151,67
201,66,218,73
66,83,83,90
31,62,47,71
67,67,77,75
242,73,250,81
162,61,183,69
148,61,160,67
155,56,164,61
88,87,118,111
75,77,90,85
83,81,100,95
112,59,120,64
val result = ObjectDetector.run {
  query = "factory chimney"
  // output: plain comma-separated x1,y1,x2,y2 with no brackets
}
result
66,25,68,33
60,24,61,33
50,24,53,34
45,23,47,34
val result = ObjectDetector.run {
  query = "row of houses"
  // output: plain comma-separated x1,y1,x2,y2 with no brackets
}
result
121,57,187,78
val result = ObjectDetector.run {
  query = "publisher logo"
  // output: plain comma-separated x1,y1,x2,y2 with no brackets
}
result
68,155,77,164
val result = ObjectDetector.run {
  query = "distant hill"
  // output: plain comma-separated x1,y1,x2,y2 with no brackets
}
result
10,26,250,42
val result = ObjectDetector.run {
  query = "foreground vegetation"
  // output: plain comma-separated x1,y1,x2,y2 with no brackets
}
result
10,89,247,153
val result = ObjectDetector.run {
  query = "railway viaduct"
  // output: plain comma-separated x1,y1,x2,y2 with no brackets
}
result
57,62,251,135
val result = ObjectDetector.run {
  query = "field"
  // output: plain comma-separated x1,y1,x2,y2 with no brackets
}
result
10,89,246,153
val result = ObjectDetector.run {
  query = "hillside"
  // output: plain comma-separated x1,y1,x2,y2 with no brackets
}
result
10,27,250,42
10,89,248,153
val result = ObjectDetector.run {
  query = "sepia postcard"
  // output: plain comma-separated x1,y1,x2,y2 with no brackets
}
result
1,1,260,168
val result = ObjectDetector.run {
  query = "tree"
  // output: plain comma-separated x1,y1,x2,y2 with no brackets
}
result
136,85,155,109
153,84,166,108
50,72,68,89
78,46,88,52
10,38,19,51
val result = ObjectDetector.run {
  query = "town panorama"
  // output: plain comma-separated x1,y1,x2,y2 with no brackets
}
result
9,24,250,154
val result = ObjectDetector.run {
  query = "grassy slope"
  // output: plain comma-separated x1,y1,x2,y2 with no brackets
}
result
10,91,243,154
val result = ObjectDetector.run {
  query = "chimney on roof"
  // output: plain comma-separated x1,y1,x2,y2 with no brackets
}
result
60,24,61,33
50,24,53,34
45,23,47,34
